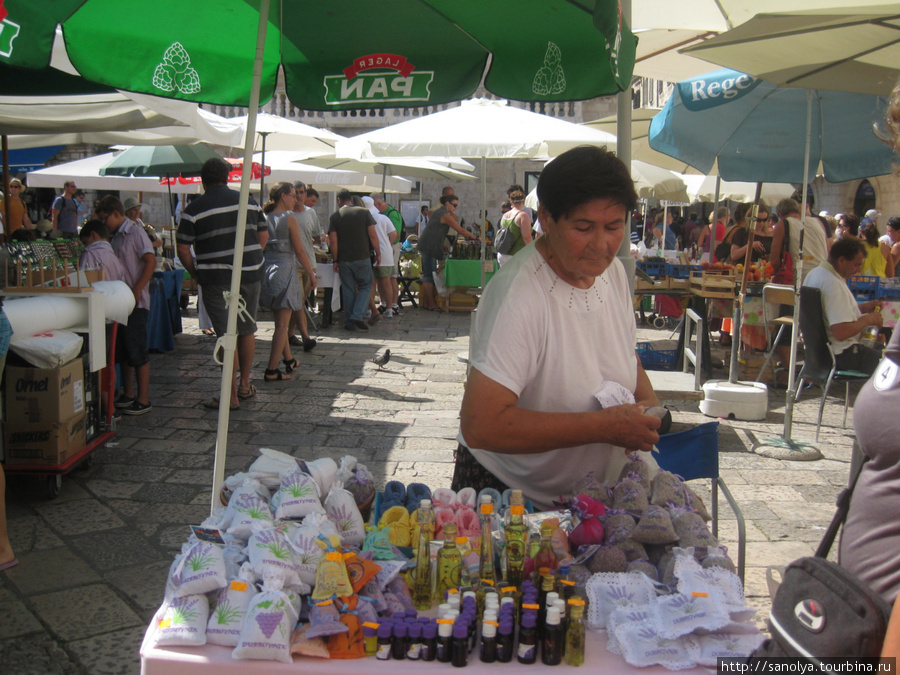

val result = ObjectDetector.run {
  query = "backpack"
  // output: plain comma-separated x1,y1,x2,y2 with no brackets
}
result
749,458,892,667
494,224,517,255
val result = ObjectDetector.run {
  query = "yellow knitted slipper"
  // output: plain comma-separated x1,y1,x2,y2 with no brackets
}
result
379,505,411,547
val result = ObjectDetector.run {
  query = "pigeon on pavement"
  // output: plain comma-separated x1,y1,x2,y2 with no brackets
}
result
372,348,391,370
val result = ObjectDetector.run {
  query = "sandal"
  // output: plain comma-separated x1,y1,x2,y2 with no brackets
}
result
282,358,299,373
237,383,257,400
264,368,291,381
203,397,239,410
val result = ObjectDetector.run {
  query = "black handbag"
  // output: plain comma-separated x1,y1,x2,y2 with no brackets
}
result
749,458,892,666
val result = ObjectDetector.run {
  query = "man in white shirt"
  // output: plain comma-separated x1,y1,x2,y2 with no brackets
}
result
288,182,320,351
363,196,397,319
803,237,884,375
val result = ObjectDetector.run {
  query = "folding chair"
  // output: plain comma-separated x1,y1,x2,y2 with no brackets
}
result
795,287,870,441
756,283,795,384
655,421,746,583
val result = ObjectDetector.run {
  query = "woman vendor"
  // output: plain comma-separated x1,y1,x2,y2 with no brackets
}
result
452,146,662,511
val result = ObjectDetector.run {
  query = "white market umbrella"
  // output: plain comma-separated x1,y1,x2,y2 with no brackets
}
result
683,176,796,204
252,151,412,194
304,152,477,183
347,98,618,284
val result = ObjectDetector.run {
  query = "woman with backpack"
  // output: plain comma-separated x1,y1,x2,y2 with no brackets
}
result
496,190,533,267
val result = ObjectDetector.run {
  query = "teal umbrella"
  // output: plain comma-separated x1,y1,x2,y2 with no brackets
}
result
99,144,222,178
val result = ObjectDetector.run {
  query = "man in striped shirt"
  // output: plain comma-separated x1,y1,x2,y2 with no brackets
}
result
177,158,268,409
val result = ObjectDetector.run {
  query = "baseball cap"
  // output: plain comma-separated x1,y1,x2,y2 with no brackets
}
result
123,197,144,211
865,208,881,219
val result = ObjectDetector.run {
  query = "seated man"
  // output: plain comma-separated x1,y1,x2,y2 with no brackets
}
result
802,237,884,375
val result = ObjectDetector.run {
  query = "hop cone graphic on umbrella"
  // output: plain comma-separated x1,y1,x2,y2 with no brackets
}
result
153,42,201,95
532,42,566,95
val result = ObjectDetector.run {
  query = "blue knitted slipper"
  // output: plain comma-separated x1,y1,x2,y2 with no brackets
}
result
377,480,407,522
406,483,433,513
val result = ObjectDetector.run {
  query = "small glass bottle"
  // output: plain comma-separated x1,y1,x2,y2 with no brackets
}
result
362,621,379,656
533,522,559,583
436,620,454,663
478,495,496,584
497,618,514,663
552,598,567,658
451,623,469,668
413,499,435,610
391,622,408,660
517,612,538,664
504,490,528,588
542,606,563,665
435,522,463,602
480,620,498,663
407,622,423,660
376,623,392,660
565,600,586,667
538,576,556,636
421,622,438,662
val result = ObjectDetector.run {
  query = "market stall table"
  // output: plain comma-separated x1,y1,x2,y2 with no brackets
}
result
139,621,711,674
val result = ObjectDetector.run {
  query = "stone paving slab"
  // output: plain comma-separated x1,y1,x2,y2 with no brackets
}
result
0,305,865,673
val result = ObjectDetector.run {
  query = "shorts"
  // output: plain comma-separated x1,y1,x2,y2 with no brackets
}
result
422,253,438,283
201,281,260,336
392,241,402,277
373,265,393,279
116,307,149,367
298,266,313,297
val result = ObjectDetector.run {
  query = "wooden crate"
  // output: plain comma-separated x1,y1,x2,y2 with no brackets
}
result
5,261,99,293
690,270,736,298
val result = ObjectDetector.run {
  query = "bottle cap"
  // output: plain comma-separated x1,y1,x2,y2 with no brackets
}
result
482,622,497,638
453,624,469,639
553,598,566,614
419,616,431,624
408,623,423,638
546,607,561,625
483,610,498,623
363,623,379,637
510,489,524,506
377,624,392,638
499,619,514,633
521,613,536,628
500,596,515,607
446,610,460,622
538,567,550,576
406,609,418,619
393,623,408,638
443,522,458,537
546,592,559,606
448,595,461,610
419,499,432,509
423,622,438,639
438,603,452,618
438,621,454,638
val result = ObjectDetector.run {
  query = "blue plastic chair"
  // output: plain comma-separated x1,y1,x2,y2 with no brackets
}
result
655,421,746,583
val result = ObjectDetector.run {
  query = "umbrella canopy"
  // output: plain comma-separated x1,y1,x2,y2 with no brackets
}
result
99,144,222,178
648,69,895,183
303,153,477,182
230,112,344,155
681,7,900,97
631,160,690,203
683,175,796,204
253,152,412,193
347,98,618,159
1,0,635,109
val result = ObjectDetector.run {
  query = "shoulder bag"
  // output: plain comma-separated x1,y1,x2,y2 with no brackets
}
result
749,457,892,666
714,225,740,263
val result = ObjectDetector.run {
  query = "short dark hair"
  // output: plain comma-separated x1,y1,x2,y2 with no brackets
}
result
843,213,861,237
200,157,231,188
293,181,307,191
888,216,900,232
507,184,525,196
440,194,457,206
306,186,319,199
337,189,353,204
829,236,866,264
79,219,111,242
536,145,637,222
95,195,124,216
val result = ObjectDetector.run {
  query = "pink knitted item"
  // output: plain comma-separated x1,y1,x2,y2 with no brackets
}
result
456,487,477,511
455,508,481,542
434,508,457,540
432,488,458,511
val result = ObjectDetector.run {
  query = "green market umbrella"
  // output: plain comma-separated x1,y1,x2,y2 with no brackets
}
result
1,0,636,510
99,144,223,178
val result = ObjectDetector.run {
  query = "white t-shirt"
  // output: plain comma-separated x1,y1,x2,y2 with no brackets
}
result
803,261,862,355
372,210,395,267
459,244,657,511
293,207,320,271
787,216,829,284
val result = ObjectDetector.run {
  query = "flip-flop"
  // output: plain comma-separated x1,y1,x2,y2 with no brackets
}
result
0,558,19,573
237,383,257,400
203,398,239,411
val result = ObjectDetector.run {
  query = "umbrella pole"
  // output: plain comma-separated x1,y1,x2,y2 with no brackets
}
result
210,0,270,514
729,183,763,383
381,165,387,195
2,136,10,239
480,156,486,288
259,132,268,200
166,177,175,261
709,176,721,263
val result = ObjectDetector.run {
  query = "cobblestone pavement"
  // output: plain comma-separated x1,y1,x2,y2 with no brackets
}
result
0,301,859,674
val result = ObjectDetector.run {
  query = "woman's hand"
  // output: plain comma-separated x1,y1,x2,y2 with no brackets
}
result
596,404,661,452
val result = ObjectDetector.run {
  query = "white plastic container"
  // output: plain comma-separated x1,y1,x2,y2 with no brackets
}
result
699,380,768,421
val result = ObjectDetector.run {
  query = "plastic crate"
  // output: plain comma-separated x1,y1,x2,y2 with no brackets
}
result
847,275,880,301
637,260,668,278
667,263,702,279
636,342,678,370
878,279,900,300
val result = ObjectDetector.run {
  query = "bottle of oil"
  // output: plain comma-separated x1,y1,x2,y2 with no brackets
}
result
476,494,496,615
435,522,462,602
541,606,563,665
504,490,528,588
413,499,435,610
861,305,882,348
564,600,586,666
532,521,558,583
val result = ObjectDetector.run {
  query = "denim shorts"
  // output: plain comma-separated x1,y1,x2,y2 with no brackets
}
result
422,253,438,283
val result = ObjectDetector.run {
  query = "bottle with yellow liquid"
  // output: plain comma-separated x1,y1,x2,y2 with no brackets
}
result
435,522,462,602
413,499,435,610
504,490,528,588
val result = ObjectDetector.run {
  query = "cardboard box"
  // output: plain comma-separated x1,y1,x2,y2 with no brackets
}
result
5,359,85,425
4,412,87,466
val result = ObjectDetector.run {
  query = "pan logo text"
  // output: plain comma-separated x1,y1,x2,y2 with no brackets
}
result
325,54,432,106
679,73,760,111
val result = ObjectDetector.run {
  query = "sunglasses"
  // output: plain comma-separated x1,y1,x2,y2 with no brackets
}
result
756,217,768,222
450,202,459,207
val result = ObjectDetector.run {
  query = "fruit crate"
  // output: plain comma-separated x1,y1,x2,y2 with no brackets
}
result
848,275,880,301
689,270,736,299
636,341,678,371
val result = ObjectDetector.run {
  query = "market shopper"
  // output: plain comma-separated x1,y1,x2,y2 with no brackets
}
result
328,189,380,331
95,196,156,416
51,180,80,237
1,178,32,237
78,220,126,281
286,182,319,352
373,193,403,315
177,158,269,410
417,194,478,311
496,189,533,267
453,145,661,511
259,182,317,382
